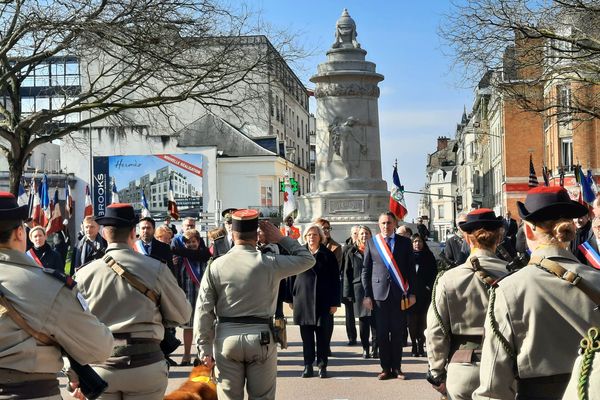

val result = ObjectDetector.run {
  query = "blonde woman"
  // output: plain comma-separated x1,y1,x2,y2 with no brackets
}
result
288,224,340,378
474,187,600,400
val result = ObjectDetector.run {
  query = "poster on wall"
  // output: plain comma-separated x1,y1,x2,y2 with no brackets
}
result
92,154,203,218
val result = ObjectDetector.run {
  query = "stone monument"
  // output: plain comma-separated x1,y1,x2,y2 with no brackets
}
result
297,9,390,241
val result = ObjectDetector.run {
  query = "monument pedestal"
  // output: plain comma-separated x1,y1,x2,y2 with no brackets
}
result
297,9,389,241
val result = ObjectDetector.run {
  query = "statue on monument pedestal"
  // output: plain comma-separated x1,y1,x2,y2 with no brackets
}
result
331,9,361,49
327,116,367,179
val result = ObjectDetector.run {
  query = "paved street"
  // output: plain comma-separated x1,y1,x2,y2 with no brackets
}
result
61,323,440,399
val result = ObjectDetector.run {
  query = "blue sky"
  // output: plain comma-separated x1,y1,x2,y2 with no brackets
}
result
256,1,474,219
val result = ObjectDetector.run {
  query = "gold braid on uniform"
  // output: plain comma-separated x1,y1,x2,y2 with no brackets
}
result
487,286,516,360
578,327,600,400
431,269,449,337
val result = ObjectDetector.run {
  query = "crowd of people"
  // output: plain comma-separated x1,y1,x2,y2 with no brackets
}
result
1,188,599,399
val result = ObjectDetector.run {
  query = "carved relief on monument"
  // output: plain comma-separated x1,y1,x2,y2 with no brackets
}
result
314,82,380,98
327,116,368,179
331,9,361,49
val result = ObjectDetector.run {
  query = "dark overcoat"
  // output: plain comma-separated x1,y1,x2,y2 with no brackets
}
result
342,244,371,318
290,244,340,326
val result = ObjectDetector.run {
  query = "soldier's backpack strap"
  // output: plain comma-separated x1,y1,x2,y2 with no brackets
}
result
528,256,600,308
102,254,160,305
41,268,76,290
0,289,57,346
578,327,600,400
470,256,501,288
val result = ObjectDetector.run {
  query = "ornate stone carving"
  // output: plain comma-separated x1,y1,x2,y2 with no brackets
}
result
327,116,367,179
314,83,380,98
332,9,361,49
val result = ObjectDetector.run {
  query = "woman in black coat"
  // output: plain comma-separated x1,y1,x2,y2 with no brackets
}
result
27,226,64,270
408,233,438,357
289,224,340,379
342,225,377,359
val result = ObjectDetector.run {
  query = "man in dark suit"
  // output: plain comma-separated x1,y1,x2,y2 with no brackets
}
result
71,215,107,270
362,211,416,380
503,211,518,248
136,217,175,273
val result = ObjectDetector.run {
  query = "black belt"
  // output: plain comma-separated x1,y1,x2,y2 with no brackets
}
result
0,378,60,399
516,374,570,399
450,334,483,352
218,316,272,325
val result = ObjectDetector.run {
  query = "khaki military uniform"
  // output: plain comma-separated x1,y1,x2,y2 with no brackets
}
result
562,327,600,400
426,248,508,400
0,249,114,399
195,237,315,400
473,246,600,400
75,243,191,400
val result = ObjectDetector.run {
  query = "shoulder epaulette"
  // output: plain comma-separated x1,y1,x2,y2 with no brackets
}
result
42,267,76,289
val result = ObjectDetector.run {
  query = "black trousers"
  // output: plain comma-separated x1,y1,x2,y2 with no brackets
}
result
343,298,357,342
374,289,407,371
300,315,333,367
358,316,376,350
408,309,427,346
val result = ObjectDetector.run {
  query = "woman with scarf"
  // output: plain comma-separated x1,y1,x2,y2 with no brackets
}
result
27,226,64,270
175,228,210,366
343,226,377,359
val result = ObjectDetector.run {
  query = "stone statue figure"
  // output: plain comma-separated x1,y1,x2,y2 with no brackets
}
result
327,116,367,178
331,9,361,49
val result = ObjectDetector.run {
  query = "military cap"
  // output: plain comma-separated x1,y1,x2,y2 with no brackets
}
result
458,208,503,233
95,203,138,227
231,209,259,232
517,186,589,222
221,207,238,223
0,192,29,227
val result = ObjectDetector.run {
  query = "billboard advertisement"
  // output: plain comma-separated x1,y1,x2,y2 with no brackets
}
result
92,153,203,218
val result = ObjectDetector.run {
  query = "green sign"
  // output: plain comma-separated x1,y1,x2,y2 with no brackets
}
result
279,178,299,193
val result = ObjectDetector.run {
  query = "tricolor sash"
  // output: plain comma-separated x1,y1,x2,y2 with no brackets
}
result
26,249,43,268
133,240,149,255
182,257,202,286
373,234,409,294
578,241,600,270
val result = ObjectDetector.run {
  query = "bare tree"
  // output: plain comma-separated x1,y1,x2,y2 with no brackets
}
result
0,0,301,193
440,0,600,120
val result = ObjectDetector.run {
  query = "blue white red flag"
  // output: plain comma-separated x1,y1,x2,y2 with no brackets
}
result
140,190,150,218
17,179,28,206
46,189,62,235
578,166,595,204
389,163,407,220
167,178,179,220
65,182,73,219
39,175,50,227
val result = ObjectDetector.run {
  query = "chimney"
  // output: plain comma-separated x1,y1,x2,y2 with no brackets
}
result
437,136,449,151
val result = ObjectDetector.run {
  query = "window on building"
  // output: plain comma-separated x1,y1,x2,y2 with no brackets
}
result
438,188,443,199
557,85,571,120
40,153,47,171
260,184,273,206
560,137,573,170
438,205,445,219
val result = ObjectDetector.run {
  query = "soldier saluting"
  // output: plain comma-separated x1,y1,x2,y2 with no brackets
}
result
75,203,191,399
194,209,315,399
474,186,600,400
0,192,114,399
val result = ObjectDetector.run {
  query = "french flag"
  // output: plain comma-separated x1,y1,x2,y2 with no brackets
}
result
17,179,28,206
84,185,93,217
389,163,408,221
167,178,179,220
65,182,73,219
140,189,151,218
46,189,63,235
30,179,41,226
39,174,50,228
